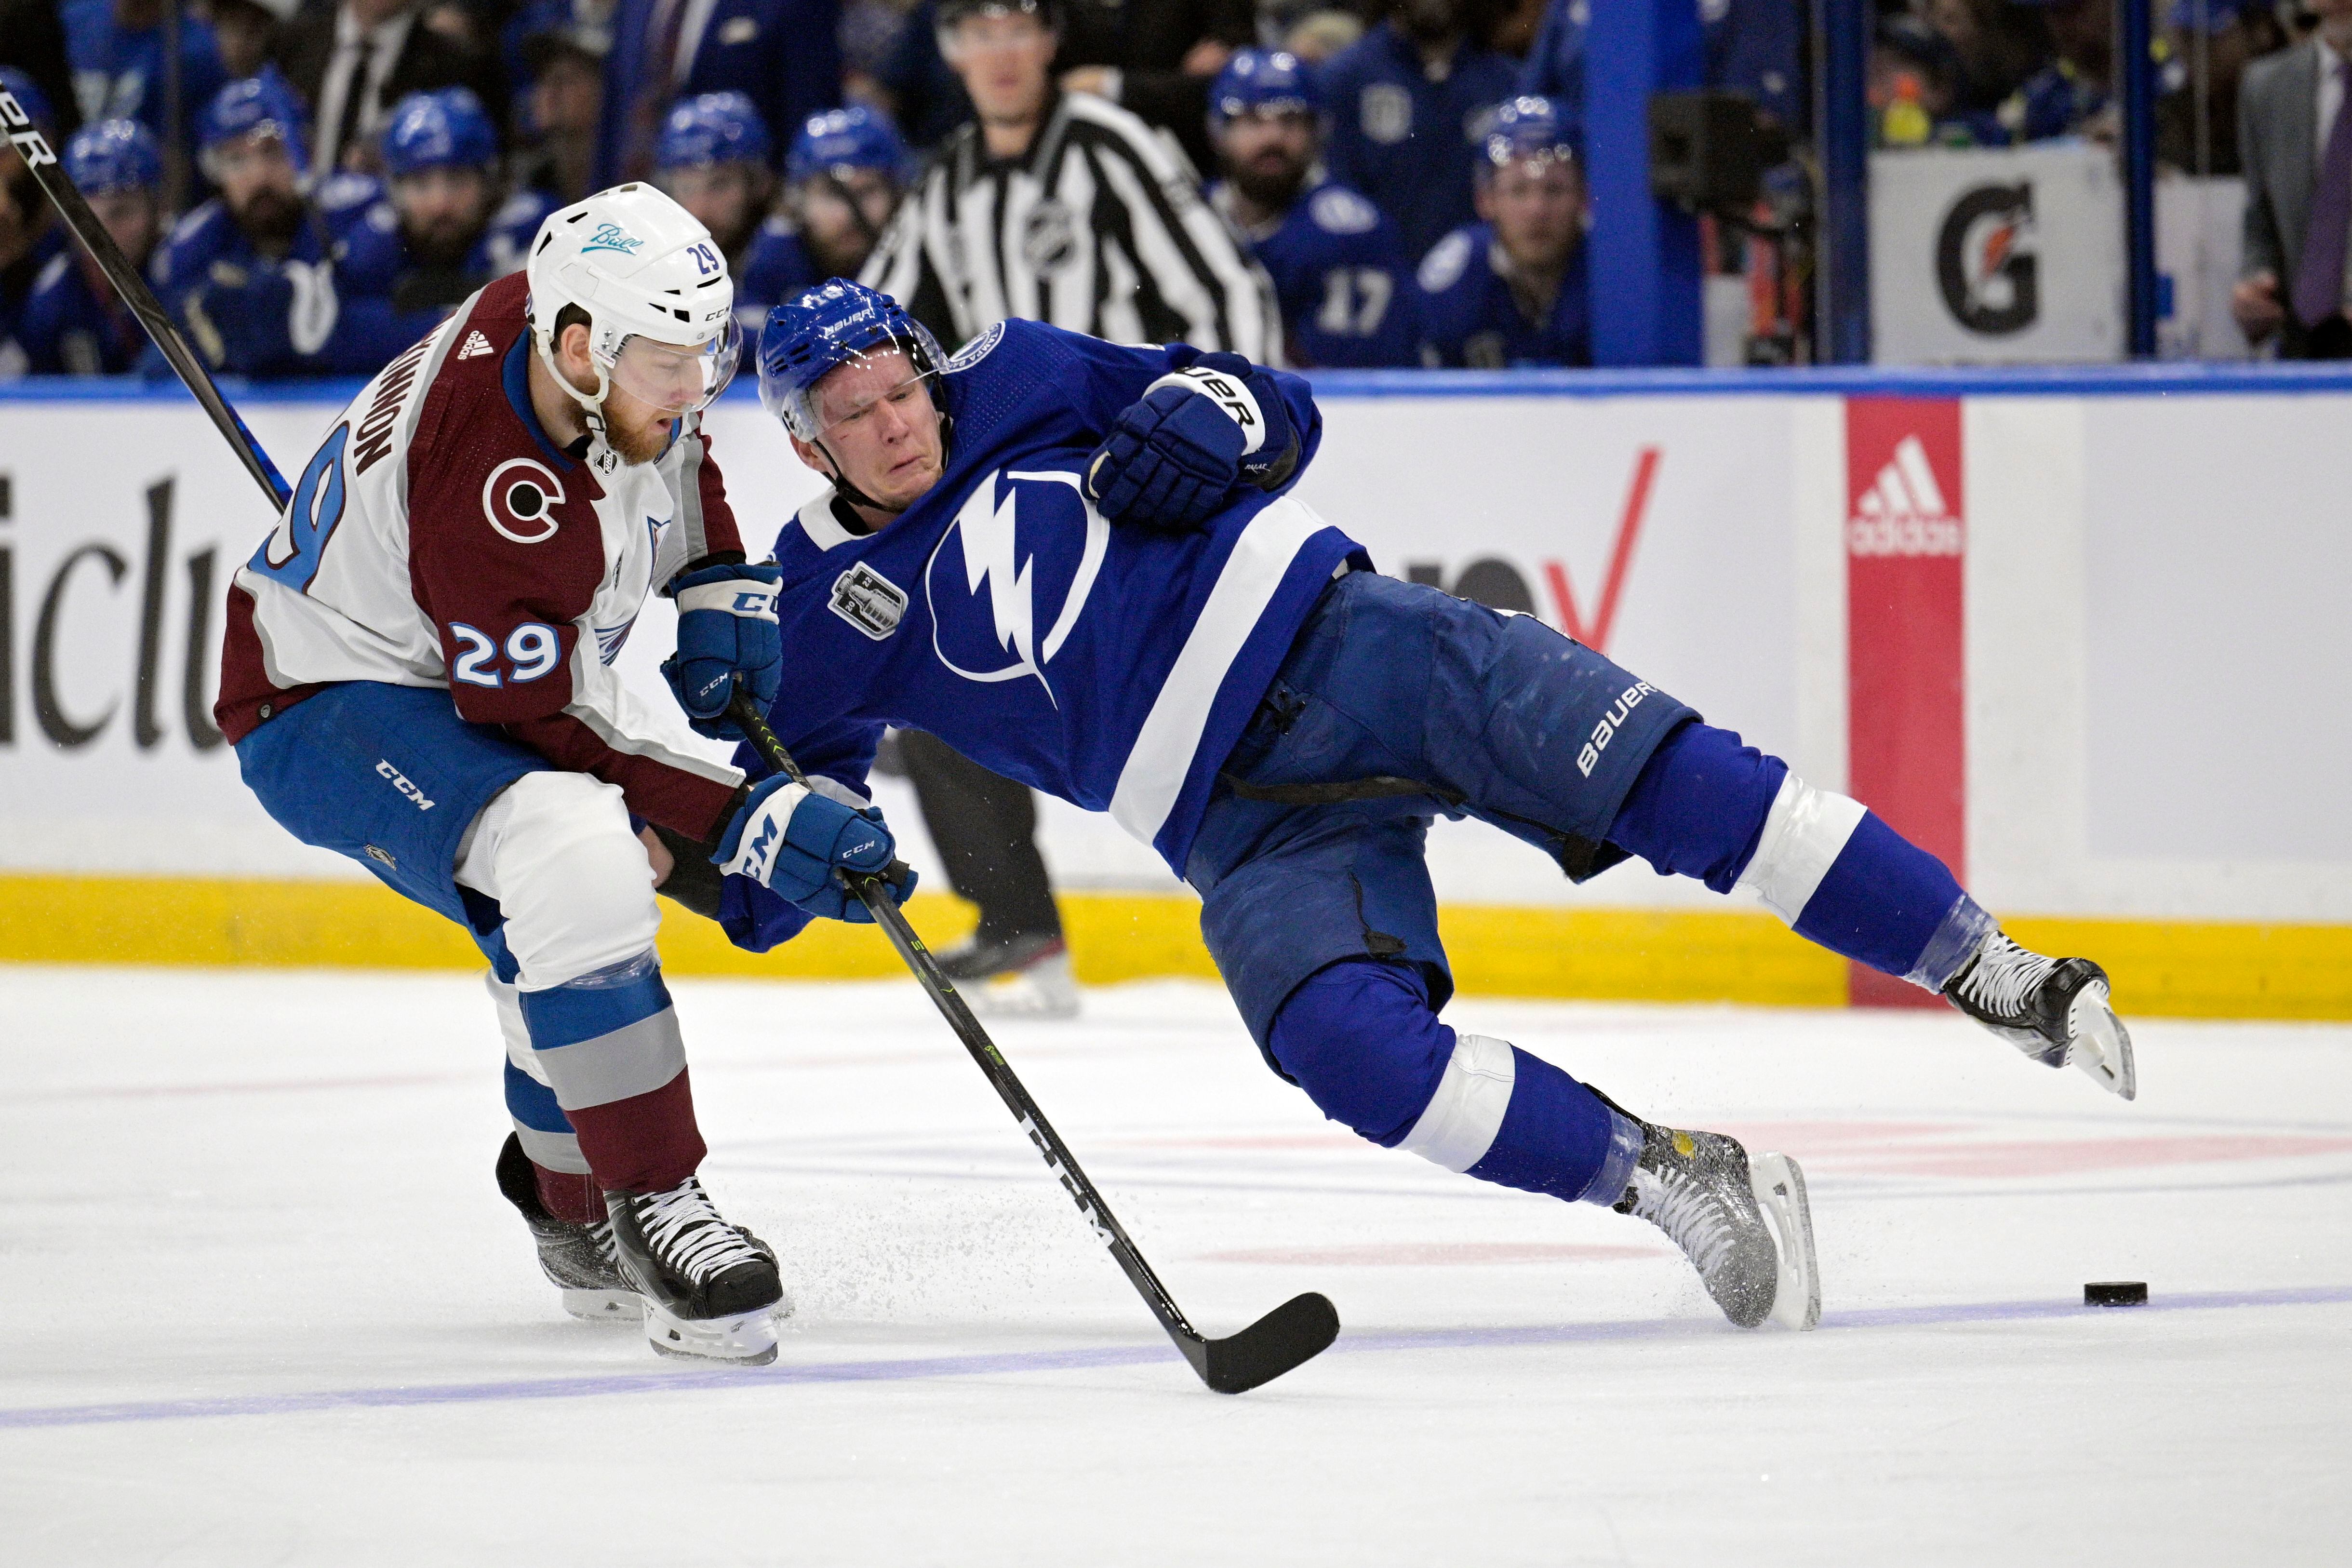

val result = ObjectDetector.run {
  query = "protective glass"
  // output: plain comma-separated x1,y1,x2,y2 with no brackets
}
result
608,315,742,415
769,342,938,442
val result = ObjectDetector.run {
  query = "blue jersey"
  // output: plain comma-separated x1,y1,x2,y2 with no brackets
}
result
19,245,146,374
1215,179,1418,369
735,217,820,331
723,318,1364,952
1318,24,1520,267
1414,222,1591,368
331,188,554,370
62,0,227,153
1,228,72,376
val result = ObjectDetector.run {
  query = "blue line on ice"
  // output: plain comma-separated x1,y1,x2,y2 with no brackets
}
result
6,1286,2345,1431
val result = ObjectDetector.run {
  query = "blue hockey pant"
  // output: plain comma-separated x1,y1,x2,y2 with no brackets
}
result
1188,571,1989,1206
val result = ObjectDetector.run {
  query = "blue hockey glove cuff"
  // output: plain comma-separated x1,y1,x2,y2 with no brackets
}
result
661,563,783,738
714,775,913,921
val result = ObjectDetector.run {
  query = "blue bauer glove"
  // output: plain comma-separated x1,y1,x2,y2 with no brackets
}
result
1083,355,1296,532
661,562,783,738
714,775,917,923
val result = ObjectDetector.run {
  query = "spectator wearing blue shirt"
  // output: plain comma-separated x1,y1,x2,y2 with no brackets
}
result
152,72,383,375
334,87,553,357
1318,0,1519,266
599,0,843,185
1415,95,1590,367
20,118,162,373
1205,48,1417,367
1519,0,1805,138
738,104,909,322
63,0,228,154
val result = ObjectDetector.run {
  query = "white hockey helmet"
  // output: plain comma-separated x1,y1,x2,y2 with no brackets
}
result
524,183,741,436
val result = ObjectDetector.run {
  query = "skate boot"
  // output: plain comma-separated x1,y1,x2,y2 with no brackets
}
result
606,1177,787,1365
494,1135,639,1324
1942,931,2136,1100
938,930,1079,1019
1614,1123,1820,1331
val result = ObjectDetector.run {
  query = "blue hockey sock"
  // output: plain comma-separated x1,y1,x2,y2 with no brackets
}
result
1607,721,1991,991
1268,960,1642,1206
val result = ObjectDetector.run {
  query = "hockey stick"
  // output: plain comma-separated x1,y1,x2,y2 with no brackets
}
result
0,83,293,507
727,688,1341,1394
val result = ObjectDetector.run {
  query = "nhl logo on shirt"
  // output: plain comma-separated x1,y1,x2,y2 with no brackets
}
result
1361,83,1412,145
830,563,908,640
1021,200,1076,275
481,456,566,544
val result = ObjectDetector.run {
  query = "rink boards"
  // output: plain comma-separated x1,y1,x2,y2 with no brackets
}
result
1,365,2346,1017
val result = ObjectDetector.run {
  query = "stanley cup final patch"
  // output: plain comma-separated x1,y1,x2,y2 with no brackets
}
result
830,563,909,640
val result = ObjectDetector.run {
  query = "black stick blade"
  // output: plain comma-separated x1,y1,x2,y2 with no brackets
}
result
1182,1292,1341,1394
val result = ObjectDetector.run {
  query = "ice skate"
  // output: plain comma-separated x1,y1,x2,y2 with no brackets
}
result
1943,931,2136,1100
494,1135,640,1325
938,931,1079,1019
1615,1123,1820,1330
606,1177,788,1365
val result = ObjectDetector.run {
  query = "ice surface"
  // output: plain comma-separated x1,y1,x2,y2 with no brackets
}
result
2,965,2347,1565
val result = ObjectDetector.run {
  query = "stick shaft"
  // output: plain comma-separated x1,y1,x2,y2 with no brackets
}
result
1,89,292,508
726,690,1207,1348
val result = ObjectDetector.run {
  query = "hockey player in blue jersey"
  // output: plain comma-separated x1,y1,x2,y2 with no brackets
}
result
655,92,776,289
719,280,2139,1332
20,119,163,374
336,88,555,339
735,106,908,325
1205,50,1417,369
154,73,390,381
1415,96,1591,368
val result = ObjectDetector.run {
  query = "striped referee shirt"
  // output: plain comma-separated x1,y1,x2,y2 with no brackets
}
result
862,91,1276,360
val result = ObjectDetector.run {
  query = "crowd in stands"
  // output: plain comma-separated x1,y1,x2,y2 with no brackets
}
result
0,0,2333,380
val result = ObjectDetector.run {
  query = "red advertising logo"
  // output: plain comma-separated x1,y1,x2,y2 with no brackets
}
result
1845,399,1966,1009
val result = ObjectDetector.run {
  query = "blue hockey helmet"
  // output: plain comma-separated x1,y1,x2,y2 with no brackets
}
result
381,86,499,178
0,67,55,135
786,105,907,186
1479,95,1575,176
657,92,773,172
63,118,162,194
759,279,946,441
200,68,310,171
1207,49,1321,133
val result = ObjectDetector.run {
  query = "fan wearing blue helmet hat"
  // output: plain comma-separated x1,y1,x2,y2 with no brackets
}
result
735,274,2138,1339
19,119,163,374
1206,49,1418,368
655,93,775,279
1413,94,1590,367
334,87,556,341
736,106,909,325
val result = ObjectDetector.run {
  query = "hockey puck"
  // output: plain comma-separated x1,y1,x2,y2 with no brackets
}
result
2084,1281,2148,1307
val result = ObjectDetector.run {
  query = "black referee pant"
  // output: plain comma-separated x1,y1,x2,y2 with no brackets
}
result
897,729,1064,946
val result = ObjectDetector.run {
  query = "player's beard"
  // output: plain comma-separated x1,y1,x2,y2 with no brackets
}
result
234,188,303,252
804,227,872,281
1229,150,1309,214
405,215,483,270
601,405,675,466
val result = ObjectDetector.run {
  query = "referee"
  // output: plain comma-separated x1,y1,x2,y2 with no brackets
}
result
862,0,1276,359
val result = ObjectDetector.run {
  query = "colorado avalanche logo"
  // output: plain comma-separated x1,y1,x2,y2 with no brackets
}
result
923,468,1109,705
481,457,566,544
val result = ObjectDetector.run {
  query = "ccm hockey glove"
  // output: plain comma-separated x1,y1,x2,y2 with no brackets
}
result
1084,356,1297,532
714,775,917,923
661,562,783,738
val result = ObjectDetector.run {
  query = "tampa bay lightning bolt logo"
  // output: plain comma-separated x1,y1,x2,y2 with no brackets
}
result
923,468,1109,706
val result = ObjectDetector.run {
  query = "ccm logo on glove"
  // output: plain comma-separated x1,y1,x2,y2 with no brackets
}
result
661,562,785,739
714,775,918,923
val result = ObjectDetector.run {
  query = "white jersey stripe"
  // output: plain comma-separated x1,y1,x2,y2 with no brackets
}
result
1109,495,1331,848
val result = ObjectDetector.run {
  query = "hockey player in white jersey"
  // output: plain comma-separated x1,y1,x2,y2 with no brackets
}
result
214,186,915,1364
721,281,2137,1334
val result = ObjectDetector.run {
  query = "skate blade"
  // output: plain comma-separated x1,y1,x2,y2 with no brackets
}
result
1749,1153,1822,1331
561,1288,644,1324
964,962,1080,1019
642,1300,780,1366
2069,981,2137,1101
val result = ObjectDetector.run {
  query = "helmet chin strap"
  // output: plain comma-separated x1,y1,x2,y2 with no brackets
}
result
533,322,617,450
